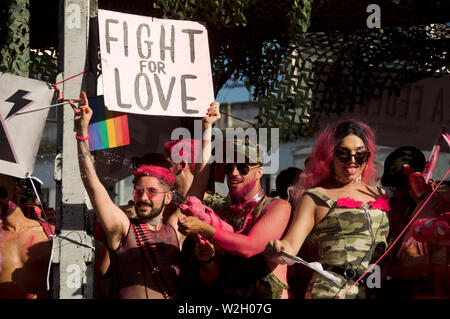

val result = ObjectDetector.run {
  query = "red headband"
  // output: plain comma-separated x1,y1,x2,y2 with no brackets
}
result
132,165,175,189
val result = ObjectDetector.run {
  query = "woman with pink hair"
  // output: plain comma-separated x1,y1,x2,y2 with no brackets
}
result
268,120,390,298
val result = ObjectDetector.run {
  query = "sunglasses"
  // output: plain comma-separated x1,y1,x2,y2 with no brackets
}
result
133,186,166,199
224,163,260,176
334,148,370,165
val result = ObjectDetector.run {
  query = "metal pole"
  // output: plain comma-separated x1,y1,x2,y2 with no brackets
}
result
53,0,94,299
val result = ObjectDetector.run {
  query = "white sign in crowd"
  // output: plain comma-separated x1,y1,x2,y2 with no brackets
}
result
98,9,215,118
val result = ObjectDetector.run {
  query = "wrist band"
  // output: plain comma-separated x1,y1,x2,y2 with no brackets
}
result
76,135,89,141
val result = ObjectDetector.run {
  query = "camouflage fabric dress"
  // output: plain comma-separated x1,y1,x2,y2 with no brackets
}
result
304,188,390,299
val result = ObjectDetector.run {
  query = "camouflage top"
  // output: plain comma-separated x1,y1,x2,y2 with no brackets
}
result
304,188,390,299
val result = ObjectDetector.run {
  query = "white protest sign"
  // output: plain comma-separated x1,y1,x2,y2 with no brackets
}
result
319,75,450,152
98,9,214,117
0,73,54,179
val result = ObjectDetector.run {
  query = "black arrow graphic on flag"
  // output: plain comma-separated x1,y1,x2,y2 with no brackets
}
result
5,89,33,120
0,90,33,164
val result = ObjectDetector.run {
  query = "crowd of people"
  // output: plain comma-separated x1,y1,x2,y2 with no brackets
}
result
0,91,448,299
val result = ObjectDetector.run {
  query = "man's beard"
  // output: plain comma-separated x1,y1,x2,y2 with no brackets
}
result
134,199,165,221
229,176,257,202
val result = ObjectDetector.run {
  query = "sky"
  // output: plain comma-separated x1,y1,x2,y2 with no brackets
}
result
215,81,252,104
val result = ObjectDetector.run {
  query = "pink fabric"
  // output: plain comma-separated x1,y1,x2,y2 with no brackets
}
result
369,195,390,212
164,138,201,171
336,197,363,208
335,195,390,211
211,200,291,258
411,216,450,245
180,196,234,233
133,164,175,188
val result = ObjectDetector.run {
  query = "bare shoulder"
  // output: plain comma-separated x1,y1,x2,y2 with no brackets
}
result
266,198,291,212
27,220,52,243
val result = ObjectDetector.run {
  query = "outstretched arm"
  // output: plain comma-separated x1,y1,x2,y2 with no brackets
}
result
268,193,316,261
179,199,292,258
186,101,221,199
71,92,129,250
166,102,221,247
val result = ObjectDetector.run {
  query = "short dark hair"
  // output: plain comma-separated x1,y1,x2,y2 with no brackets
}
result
272,167,302,200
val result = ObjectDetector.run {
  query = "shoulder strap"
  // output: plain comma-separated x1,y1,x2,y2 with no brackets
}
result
131,220,178,299
252,196,274,222
165,223,180,250
304,189,335,208
376,186,385,196
37,219,53,241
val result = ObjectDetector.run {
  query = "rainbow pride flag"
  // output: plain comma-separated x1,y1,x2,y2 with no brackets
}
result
87,96,130,151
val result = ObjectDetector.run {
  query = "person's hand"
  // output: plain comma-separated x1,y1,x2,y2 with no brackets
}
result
178,215,215,239
195,240,215,262
265,239,295,265
202,101,220,128
70,91,92,136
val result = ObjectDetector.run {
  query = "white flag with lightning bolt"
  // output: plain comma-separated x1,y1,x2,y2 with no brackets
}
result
0,73,55,179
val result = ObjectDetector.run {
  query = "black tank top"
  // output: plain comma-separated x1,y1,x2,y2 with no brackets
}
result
109,219,180,299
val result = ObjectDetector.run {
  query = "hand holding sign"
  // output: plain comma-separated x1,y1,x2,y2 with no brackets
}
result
203,101,221,128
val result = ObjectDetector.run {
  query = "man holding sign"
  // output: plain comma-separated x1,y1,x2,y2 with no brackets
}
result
71,90,220,298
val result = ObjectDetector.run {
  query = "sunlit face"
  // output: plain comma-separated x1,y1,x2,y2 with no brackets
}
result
226,162,263,201
332,134,369,182
132,176,172,221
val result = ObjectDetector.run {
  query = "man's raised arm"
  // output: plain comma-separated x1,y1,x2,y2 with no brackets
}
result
70,91,129,250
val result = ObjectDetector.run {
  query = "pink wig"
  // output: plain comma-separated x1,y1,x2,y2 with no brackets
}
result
164,138,201,171
133,165,175,189
295,119,377,203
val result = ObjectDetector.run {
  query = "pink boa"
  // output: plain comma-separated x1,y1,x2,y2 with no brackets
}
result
336,195,390,212
336,197,363,208
180,196,233,233
369,195,391,212
180,196,234,243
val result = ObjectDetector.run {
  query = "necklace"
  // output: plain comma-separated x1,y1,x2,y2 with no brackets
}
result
228,189,265,234
230,188,265,209
146,219,163,226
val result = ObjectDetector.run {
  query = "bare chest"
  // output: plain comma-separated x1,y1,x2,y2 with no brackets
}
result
0,230,51,281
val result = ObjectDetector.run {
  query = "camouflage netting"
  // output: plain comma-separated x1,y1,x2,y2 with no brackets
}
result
1,0,450,141
0,0,30,77
256,23,450,141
